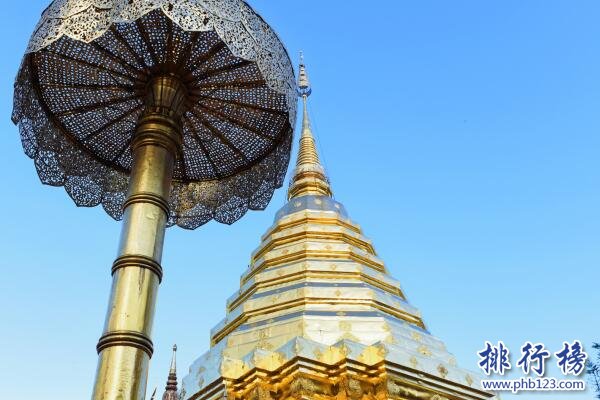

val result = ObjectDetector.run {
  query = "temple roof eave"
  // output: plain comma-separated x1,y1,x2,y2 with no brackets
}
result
182,337,493,400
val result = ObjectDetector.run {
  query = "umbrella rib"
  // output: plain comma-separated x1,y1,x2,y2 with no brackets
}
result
90,41,141,75
39,82,135,91
55,94,140,117
179,153,190,183
180,31,200,70
110,25,147,69
191,40,226,66
111,132,135,163
177,114,191,183
136,19,159,66
41,50,134,82
83,104,143,141
165,17,175,65
183,41,226,82
189,108,250,163
192,79,266,91
196,94,287,116
196,103,275,142
183,115,222,180
194,60,252,81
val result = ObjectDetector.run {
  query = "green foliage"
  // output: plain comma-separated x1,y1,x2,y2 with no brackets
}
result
587,343,600,399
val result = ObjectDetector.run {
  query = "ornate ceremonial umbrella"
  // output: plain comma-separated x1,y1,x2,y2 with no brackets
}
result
12,1,296,398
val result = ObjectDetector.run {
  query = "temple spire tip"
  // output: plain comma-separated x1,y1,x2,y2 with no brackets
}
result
161,344,179,399
288,55,332,200
298,52,311,97
169,344,177,373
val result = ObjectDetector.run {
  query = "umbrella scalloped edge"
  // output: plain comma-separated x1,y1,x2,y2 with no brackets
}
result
12,0,297,229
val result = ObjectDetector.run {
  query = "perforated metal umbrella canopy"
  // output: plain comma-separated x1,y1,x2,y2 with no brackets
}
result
12,1,298,398
12,0,297,229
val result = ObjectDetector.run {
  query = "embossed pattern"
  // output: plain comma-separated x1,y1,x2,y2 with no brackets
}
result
12,0,297,228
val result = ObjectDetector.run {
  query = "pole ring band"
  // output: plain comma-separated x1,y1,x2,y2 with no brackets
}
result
112,254,163,283
96,330,154,357
123,192,170,216
133,114,183,157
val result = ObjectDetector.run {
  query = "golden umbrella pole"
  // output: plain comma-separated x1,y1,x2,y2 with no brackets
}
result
14,3,298,399
93,76,186,400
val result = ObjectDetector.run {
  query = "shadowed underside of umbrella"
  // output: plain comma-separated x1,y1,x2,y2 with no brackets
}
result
13,3,297,228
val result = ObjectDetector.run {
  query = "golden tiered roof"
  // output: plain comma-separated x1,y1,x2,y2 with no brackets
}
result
182,61,494,400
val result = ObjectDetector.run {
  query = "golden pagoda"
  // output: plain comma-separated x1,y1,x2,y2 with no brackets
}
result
181,60,494,400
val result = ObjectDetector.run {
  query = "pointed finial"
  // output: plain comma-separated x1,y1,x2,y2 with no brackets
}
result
170,344,177,373
162,344,179,400
298,51,312,97
288,55,332,200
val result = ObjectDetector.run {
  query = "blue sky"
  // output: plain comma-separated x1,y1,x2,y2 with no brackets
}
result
1,1,599,399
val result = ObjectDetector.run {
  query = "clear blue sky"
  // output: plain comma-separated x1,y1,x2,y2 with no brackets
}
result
1,2,598,399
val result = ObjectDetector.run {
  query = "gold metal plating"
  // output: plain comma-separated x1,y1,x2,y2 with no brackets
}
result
182,61,494,400
287,95,332,199
96,330,155,357
122,193,171,217
92,75,187,400
187,356,492,400
112,255,164,283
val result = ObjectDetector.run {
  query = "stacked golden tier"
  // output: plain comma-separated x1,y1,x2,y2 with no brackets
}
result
181,62,495,400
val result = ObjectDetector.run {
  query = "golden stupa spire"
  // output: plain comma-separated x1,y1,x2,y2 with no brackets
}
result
287,54,332,199
181,52,494,400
